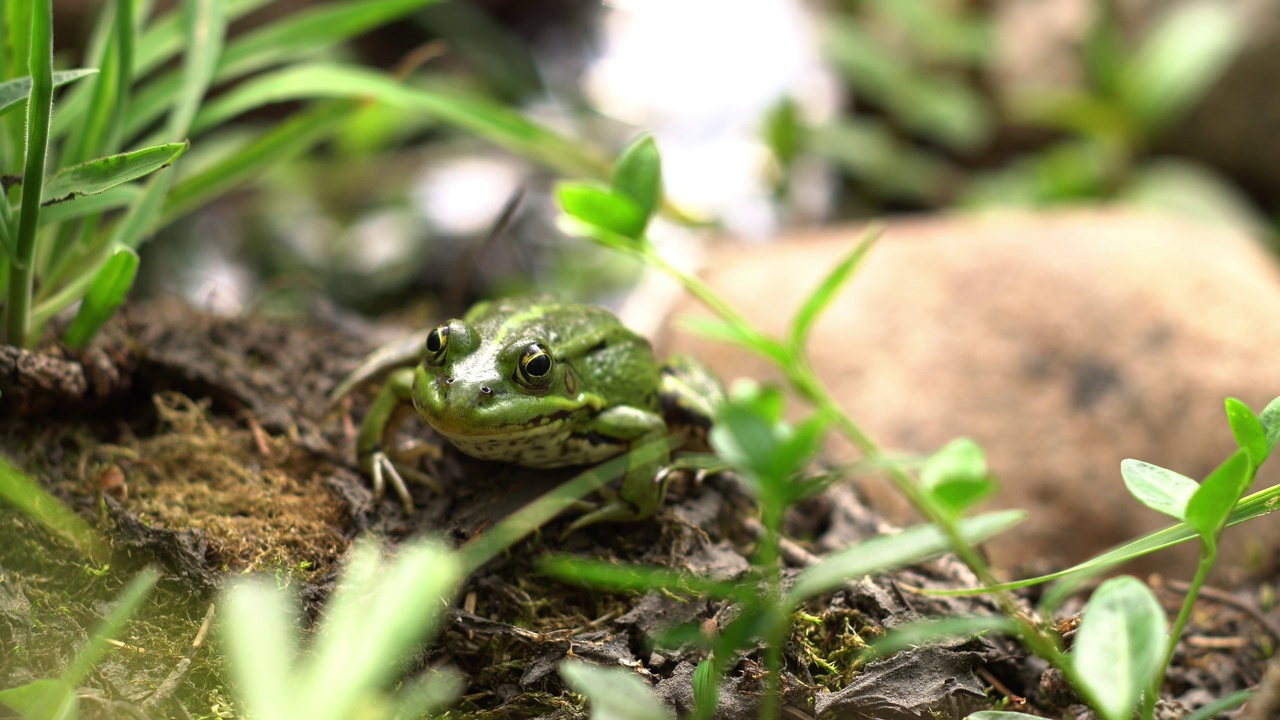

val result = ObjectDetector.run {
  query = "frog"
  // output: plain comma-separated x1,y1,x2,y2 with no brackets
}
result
331,295,723,530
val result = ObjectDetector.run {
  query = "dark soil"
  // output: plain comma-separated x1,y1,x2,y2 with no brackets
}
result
0,301,1273,719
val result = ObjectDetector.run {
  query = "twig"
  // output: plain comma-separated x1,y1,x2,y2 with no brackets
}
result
1165,579,1280,645
140,604,215,713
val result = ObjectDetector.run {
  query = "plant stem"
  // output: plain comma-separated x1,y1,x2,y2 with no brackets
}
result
6,0,53,347
757,503,785,720
1144,543,1215,719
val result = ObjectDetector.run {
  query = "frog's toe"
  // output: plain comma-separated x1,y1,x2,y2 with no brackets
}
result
370,450,415,514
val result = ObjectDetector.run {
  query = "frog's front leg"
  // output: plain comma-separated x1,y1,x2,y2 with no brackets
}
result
356,367,438,513
567,406,669,531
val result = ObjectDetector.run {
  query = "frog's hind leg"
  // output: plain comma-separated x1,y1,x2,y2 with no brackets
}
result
659,354,724,452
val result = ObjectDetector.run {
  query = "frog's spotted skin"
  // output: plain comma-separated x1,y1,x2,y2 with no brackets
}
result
349,295,721,528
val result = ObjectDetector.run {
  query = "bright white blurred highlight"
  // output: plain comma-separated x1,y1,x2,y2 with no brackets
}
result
587,0,838,237
411,155,526,235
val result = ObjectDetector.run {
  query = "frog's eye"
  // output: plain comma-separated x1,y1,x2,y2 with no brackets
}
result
516,343,554,388
424,325,449,366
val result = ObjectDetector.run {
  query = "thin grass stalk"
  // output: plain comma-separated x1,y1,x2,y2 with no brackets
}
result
6,0,53,347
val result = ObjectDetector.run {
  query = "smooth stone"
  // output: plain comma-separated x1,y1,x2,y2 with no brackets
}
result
659,209,1280,575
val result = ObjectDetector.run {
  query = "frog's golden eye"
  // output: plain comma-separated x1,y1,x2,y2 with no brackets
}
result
424,325,449,366
516,343,554,387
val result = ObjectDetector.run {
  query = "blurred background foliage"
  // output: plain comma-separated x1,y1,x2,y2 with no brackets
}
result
40,0,1277,321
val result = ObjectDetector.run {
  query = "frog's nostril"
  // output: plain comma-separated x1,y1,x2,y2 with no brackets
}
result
480,385,493,395
444,377,455,385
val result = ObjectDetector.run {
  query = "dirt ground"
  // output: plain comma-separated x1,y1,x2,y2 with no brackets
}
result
0,301,1274,719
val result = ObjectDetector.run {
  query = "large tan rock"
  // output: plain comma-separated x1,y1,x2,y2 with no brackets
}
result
660,209,1280,575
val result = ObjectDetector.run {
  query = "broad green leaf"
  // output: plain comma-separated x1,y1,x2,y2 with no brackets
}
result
764,96,801,168
612,135,662,230
787,510,1024,604
0,678,77,720
1225,397,1268,465
1120,459,1197,521
788,228,877,351
560,661,674,720
930,482,1280,596
0,69,98,116
1121,3,1242,133
557,183,648,240
42,142,187,204
63,568,160,687
391,668,464,718
1071,576,1166,720
188,63,609,178
808,118,952,202
1258,396,1280,454
60,247,139,349
221,581,296,720
1185,450,1252,542
920,437,995,514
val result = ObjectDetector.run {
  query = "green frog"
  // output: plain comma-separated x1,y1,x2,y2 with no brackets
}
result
332,295,722,530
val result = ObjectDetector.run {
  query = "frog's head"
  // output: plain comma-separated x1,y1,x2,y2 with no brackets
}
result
410,319,588,438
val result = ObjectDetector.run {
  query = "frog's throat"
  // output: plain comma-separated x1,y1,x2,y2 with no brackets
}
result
424,408,577,441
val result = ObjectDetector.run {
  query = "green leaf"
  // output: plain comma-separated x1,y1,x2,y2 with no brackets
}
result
965,713,1043,720
788,228,878,352
864,615,1018,662
38,184,141,227
612,135,662,230
560,661,674,720
931,481,1280,596
187,63,609,178
1183,690,1251,720
42,142,188,204
1261,396,1280,454
1070,576,1167,720
920,438,995,514
60,247,139,350
1120,459,1198,521
787,510,1024,604
692,657,719,720
1120,3,1243,133
537,555,750,601
1225,397,1268,465
764,96,802,168
557,182,648,241
0,457,108,562
677,316,790,367
0,678,77,720
0,69,98,116
1185,450,1252,542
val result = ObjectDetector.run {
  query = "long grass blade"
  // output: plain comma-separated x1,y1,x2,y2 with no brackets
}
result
190,62,609,177
5,0,53,347
0,69,98,116
61,245,138,349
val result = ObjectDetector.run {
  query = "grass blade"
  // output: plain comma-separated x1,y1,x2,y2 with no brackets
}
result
5,0,53,347
188,62,609,177
60,246,138,349
0,457,109,562
41,142,188,204
788,227,879,351
38,185,141,227
0,69,98,116
61,568,161,686
122,0,443,142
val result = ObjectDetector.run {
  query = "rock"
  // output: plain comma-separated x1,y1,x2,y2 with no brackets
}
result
659,209,1280,574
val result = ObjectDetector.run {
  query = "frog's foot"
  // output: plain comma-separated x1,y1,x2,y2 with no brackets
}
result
368,450,443,515
564,497,651,534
